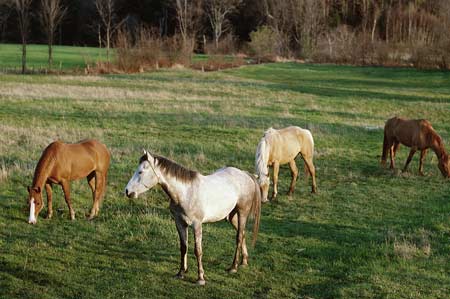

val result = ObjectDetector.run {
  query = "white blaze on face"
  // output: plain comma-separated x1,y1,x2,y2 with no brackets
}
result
28,198,36,224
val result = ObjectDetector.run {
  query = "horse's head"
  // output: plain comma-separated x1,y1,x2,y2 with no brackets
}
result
27,186,43,224
257,175,270,203
438,154,450,178
125,150,159,198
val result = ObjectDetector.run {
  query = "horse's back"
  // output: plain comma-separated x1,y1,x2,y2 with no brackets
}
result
57,139,110,176
198,167,255,223
385,117,436,148
270,126,314,161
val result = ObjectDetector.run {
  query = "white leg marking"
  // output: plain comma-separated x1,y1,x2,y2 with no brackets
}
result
28,198,36,224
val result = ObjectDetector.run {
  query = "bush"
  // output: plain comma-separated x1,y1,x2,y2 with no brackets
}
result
204,34,237,55
112,27,194,73
248,26,279,63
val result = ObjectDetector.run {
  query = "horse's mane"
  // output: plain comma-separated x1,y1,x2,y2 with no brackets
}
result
422,121,447,159
255,128,274,180
32,142,57,187
141,153,199,183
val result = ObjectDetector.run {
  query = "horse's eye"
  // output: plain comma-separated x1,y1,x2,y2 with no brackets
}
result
138,171,143,175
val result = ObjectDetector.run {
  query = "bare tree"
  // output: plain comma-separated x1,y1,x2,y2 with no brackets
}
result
95,0,120,61
205,0,241,49
173,0,203,46
39,0,66,69
13,0,32,74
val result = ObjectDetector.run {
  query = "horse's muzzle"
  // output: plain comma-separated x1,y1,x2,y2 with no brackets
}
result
125,189,136,199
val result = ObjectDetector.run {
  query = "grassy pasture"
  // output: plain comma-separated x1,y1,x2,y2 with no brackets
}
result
0,44,107,70
0,61,450,298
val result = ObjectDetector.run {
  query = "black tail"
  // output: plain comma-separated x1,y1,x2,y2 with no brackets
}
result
381,129,389,165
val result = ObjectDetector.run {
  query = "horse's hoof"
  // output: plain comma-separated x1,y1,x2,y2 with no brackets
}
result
174,273,184,280
228,268,238,274
44,215,52,220
196,279,206,286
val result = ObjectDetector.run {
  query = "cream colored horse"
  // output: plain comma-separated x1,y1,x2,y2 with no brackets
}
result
255,126,317,201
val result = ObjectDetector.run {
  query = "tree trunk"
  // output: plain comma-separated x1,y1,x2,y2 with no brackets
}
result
106,26,110,61
48,38,53,69
21,39,26,74
371,17,377,42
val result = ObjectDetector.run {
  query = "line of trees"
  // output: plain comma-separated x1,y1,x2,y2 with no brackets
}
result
1,0,450,71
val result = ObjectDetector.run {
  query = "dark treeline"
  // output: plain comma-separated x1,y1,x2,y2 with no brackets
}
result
1,0,450,69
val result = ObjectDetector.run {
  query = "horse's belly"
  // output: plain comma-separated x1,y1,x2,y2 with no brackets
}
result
200,194,238,223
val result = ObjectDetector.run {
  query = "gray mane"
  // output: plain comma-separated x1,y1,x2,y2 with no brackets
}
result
140,153,199,183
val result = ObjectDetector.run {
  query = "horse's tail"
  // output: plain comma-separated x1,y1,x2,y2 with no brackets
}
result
381,128,388,165
249,174,262,247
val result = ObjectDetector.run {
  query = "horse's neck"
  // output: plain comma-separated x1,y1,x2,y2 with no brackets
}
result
157,168,191,206
32,155,54,189
431,133,447,159
432,143,447,160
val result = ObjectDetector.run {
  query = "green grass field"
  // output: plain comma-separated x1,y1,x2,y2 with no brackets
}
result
0,44,108,70
1,60,450,298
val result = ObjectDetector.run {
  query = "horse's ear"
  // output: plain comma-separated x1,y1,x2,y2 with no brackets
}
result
254,174,259,179
143,149,148,156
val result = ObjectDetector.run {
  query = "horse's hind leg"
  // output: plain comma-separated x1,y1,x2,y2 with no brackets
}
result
229,213,247,273
228,209,248,266
390,141,400,169
89,171,104,219
61,180,75,220
45,183,53,219
87,172,96,219
287,160,299,197
304,157,317,193
402,148,417,173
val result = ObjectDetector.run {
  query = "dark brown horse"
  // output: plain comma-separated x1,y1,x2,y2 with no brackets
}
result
27,139,110,224
381,117,450,177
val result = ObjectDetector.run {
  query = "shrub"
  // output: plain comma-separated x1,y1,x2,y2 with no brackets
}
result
204,34,237,55
248,26,279,63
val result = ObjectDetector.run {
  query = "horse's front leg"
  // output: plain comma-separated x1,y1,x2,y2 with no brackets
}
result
45,183,53,219
419,149,427,176
61,180,75,220
193,222,205,285
402,148,416,173
175,219,188,279
271,161,280,199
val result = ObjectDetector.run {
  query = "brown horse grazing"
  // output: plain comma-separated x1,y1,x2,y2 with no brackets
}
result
381,117,450,177
27,139,110,224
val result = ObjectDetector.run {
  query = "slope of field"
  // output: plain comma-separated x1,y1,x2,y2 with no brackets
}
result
1,62,449,298
0,44,107,70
